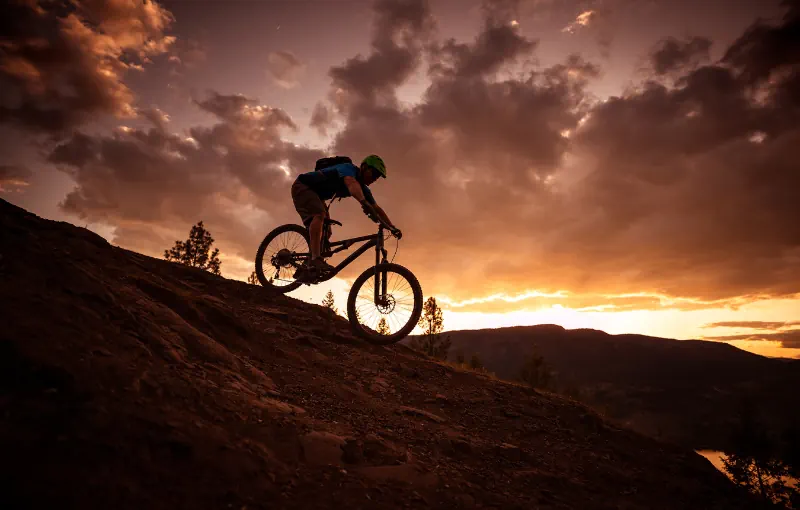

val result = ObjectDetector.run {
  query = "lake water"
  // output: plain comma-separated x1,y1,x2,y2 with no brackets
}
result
697,450,799,488
696,450,727,476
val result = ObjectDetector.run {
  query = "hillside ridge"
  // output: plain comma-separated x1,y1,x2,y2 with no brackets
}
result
0,198,751,509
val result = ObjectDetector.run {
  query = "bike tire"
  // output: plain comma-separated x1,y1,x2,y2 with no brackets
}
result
347,263,423,344
255,224,309,293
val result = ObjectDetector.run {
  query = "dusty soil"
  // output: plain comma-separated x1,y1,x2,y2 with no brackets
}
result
0,198,753,509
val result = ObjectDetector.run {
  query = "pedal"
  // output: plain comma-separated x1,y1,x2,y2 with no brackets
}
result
295,268,321,284
293,267,309,281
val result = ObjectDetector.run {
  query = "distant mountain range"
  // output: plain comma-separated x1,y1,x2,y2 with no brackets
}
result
431,325,800,450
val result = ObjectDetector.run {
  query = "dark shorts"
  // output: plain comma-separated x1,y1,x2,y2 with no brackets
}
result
291,179,326,227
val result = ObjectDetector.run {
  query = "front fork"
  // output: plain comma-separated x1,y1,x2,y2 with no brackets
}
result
374,226,388,305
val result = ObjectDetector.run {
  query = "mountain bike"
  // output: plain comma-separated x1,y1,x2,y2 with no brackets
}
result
254,203,423,344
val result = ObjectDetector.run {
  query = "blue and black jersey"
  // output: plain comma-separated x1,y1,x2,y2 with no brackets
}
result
297,163,376,204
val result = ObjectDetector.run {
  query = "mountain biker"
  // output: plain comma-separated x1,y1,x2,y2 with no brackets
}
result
291,154,402,281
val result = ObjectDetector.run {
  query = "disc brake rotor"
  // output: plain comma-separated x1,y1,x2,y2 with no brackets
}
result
376,294,396,314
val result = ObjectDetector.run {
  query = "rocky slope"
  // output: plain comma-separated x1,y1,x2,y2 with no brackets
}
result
0,198,753,509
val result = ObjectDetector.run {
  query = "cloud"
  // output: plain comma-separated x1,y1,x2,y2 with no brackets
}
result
703,329,800,349
310,102,334,136
0,164,32,192
481,0,526,26
194,92,296,134
28,0,800,312
328,0,436,105
430,22,536,78
562,10,596,34
0,0,175,134
267,51,306,89
47,92,320,262
322,1,601,300
440,290,751,314
140,107,170,132
650,36,712,76
323,0,800,304
703,321,800,330
168,38,207,70
558,1,641,57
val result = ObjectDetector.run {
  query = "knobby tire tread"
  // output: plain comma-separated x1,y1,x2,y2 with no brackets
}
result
254,224,309,294
347,263,423,345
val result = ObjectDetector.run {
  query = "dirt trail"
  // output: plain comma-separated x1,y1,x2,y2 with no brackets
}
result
0,198,753,509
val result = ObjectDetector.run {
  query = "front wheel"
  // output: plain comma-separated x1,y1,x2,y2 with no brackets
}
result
347,263,423,344
255,224,310,293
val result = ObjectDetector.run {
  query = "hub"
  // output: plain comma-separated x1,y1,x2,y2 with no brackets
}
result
376,294,396,314
272,248,294,268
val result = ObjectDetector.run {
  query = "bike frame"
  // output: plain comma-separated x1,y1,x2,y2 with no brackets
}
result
321,224,388,278
289,199,391,301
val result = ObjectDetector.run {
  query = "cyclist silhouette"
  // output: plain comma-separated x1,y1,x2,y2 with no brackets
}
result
291,154,401,281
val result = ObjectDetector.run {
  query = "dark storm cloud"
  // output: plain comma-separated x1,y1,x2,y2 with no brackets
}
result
0,0,174,134
650,36,712,76
323,0,800,306
47,92,320,260
721,0,800,134
329,0,435,102
431,23,536,78
722,0,800,86
326,1,597,296
195,92,296,132
544,1,800,301
420,52,594,171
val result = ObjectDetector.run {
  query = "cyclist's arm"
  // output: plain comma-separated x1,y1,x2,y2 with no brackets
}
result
342,176,366,202
373,203,395,228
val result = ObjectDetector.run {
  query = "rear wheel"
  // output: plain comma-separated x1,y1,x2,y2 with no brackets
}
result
347,263,423,344
255,224,309,293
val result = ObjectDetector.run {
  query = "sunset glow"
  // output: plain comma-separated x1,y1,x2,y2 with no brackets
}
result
2,0,798,359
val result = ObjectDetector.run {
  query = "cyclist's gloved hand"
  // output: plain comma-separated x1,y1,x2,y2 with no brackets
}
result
390,227,402,239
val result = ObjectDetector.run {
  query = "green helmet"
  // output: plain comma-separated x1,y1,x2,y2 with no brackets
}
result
362,154,386,178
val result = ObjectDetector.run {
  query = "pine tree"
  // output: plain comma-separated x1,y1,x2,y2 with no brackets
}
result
519,348,553,389
377,317,390,335
469,354,483,370
164,221,221,275
409,297,450,359
721,401,799,506
321,290,338,314
247,271,260,285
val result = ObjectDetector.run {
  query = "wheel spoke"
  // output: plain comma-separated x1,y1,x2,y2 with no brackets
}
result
259,228,309,288
350,267,420,341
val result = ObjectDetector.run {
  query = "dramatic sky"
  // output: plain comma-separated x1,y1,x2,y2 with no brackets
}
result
2,0,799,357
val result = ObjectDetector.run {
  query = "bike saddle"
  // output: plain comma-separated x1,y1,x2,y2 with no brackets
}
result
325,218,342,227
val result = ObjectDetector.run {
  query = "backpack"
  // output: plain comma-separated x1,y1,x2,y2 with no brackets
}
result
315,155,352,171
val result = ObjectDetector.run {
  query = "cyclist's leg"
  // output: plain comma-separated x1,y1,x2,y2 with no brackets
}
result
291,180,326,259
291,181,332,280
307,214,324,260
